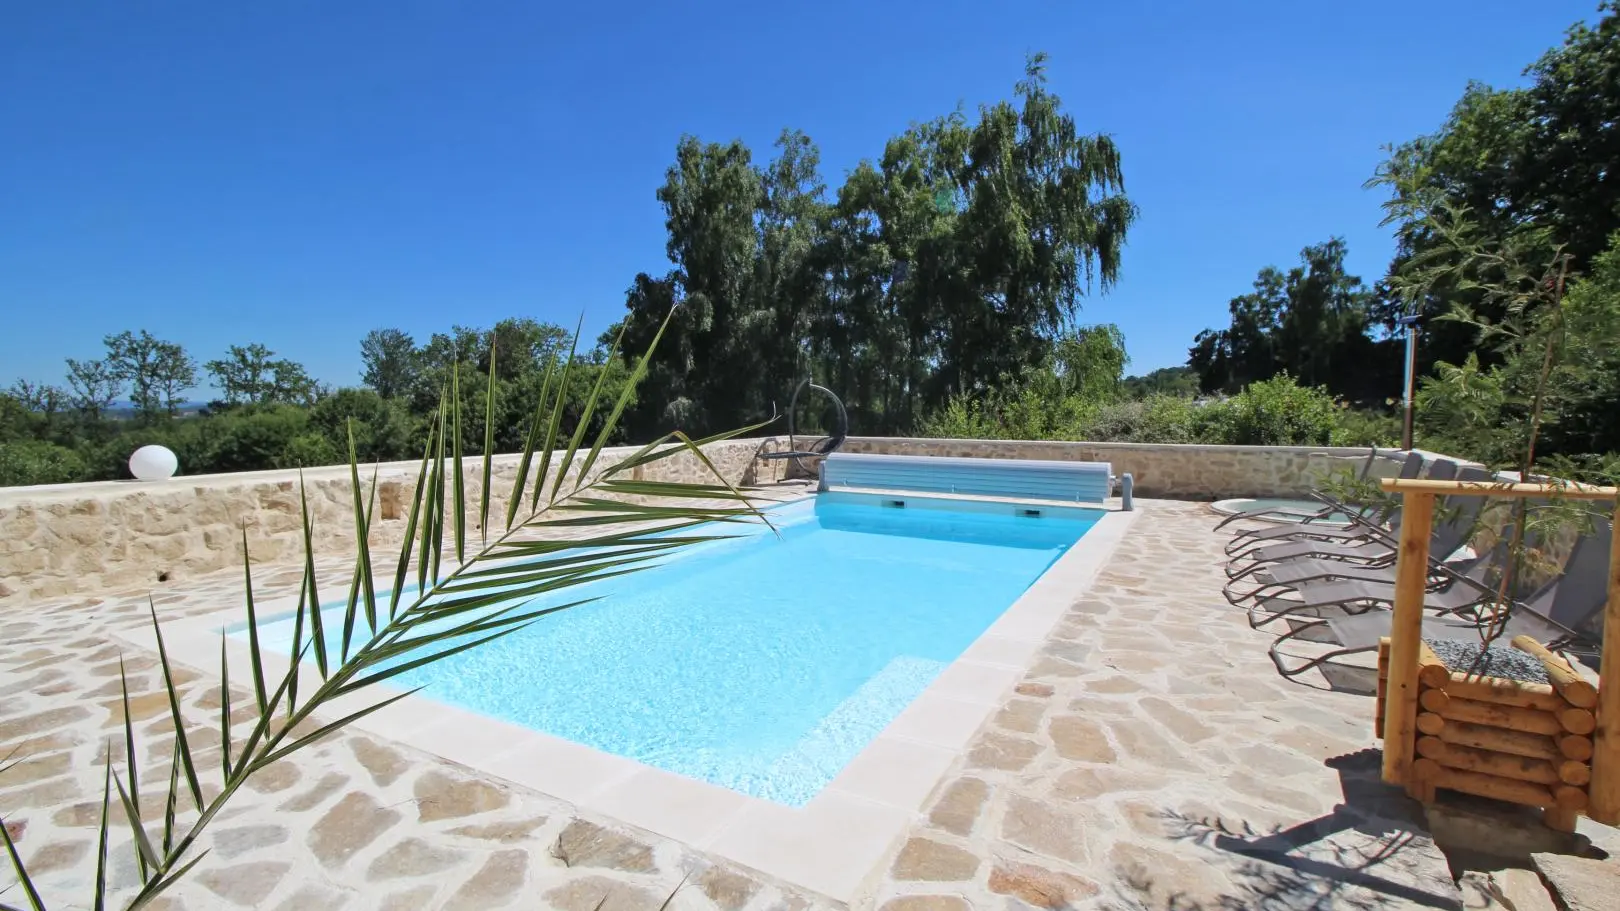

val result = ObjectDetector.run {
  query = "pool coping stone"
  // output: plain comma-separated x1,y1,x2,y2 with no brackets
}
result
118,498,1139,904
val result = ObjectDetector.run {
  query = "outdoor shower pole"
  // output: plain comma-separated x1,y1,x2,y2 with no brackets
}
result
1399,313,1421,451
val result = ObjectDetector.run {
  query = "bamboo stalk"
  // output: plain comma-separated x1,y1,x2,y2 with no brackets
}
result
1438,696,1563,736
1511,635,1599,709
1592,501,1620,825
1415,758,1557,808
1415,736,1560,785
1383,492,1435,786
1560,707,1597,736
1556,784,1588,810
1417,712,1447,736
1436,719,1561,760
1543,806,1579,833
1442,673,1563,712
1380,479,1618,500
1418,641,1452,689
1559,734,1595,762
1376,639,1389,740
1557,760,1592,787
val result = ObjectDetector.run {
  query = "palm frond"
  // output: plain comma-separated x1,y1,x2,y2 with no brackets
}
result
481,339,497,544
92,747,113,911
148,600,202,812
508,351,557,530
35,317,780,908
297,475,328,680
540,317,585,504
0,808,44,911
451,359,466,564
240,527,268,715
393,429,435,619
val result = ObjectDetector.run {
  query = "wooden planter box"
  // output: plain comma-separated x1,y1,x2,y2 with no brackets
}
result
1377,637,1599,831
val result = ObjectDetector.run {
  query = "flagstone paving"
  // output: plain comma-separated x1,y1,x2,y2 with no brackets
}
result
1,500,1488,909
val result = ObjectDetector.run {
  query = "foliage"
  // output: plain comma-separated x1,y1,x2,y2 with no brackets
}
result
204,344,320,408
1402,208,1620,472
104,330,198,422
1122,365,1199,399
1198,375,1350,447
0,439,87,486
1380,149,1618,643
614,54,1137,439
0,320,771,910
918,367,1390,448
1368,2,1620,378
308,389,420,464
64,358,122,421
1,316,632,487
1189,239,1398,402
359,328,421,400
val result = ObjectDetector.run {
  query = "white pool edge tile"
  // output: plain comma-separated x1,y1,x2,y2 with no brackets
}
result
123,502,1141,905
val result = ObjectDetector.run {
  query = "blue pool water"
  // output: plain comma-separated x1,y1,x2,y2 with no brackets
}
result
240,492,1099,805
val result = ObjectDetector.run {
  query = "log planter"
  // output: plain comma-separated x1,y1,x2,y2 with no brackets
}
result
1377,636,1597,831
1374,477,1618,831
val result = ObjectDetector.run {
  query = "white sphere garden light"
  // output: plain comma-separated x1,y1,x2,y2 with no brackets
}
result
129,445,179,481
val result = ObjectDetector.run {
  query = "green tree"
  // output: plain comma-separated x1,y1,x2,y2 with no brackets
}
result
205,344,320,407
1189,239,1396,401
64,357,122,422
1122,366,1200,399
104,330,197,421
7,380,69,438
0,439,86,486
359,328,421,399
616,53,1136,439
1049,324,1128,401
1369,3,1620,375
308,388,419,463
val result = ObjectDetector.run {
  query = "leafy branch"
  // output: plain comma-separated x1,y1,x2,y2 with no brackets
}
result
0,311,776,910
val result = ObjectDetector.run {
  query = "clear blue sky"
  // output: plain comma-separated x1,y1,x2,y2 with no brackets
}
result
0,0,1598,397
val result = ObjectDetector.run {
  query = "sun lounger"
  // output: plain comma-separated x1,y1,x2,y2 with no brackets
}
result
1224,548,1487,606
1267,522,1610,678
1246,550,1505,630
1224,459,1458,561
1215,450,1422,533
1226,465,1491,574
1220,451,1425,548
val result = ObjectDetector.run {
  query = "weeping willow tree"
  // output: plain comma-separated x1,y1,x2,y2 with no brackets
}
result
610,53,1138,440
0,312,774,910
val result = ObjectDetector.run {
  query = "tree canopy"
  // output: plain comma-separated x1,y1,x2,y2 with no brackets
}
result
612,54,1137,439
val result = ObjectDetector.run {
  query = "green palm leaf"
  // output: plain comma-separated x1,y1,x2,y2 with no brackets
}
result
0,807,43,911
451,359,466,563
34,315,782,909
240,527,268,715
148,600,203,812
481,339,497,544
538,317,584,505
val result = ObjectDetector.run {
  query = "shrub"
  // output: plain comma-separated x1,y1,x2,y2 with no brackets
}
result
309,387,419,462
0,440,88,486
196,405,317,473
1198,375,1342,446
1081,395,1201,443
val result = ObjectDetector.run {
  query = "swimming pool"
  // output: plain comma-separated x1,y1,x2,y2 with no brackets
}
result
238,491,1100,806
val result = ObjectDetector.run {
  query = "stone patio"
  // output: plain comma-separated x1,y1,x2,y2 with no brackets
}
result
0,498,1541,909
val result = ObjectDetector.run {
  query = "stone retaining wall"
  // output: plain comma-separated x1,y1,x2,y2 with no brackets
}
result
836,437,1404,500
0,438,788,604
0,435,1422,605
